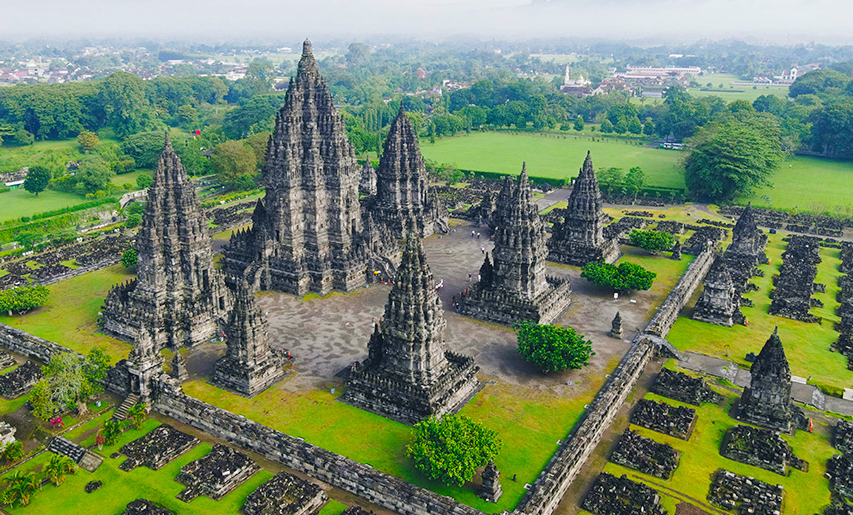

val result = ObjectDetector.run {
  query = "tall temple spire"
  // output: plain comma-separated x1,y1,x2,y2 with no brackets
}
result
693,257,743,327
344,235,480,424
101,136,228,350
369,104,446,238
737,327,802,432
548,151,620,266
458,165,572,325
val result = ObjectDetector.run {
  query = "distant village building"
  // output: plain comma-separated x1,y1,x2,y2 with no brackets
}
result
559,64,593,97
624,66,702,79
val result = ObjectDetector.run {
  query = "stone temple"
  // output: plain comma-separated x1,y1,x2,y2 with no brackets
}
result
458,165,572,325
724,202,768,288
223,40,396,296
365,106,447,238
101,134,229,349
359,157,377,197
211,282,287,397
343,236,480,424
548,151,620,266
737,327,803,432
692,257,744,327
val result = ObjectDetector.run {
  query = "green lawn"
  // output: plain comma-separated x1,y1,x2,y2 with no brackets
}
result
420,132,685,189
318,500,349,515
0,264,134,362
668,232,851,392
183,367,613,514
3,420,274,514
742,155,853,214
0,138,83,175
600,386,835,514
0,188,96,223
110,169,151,190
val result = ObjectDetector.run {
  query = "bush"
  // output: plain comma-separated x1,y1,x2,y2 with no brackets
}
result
77,130,99,152
628,230,676,254
406,414,502,487
581,261,656,292
124,213,142,229
0,285,50,314
121,249,138,268
136,173,153,189
514,321,594,373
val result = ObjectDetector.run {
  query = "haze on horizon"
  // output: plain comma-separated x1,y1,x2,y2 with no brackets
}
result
4,0,851,46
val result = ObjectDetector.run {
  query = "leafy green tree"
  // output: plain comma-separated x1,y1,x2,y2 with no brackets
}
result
244,58,275,96
627,116,643,135
124,213,142,229
684,118,784,201
77,130,99,152
176,104,199,130
1,441,23,463
628,230,676,254
624,166,646,198
23,165,51,197
222,95,283,139
600,119,613,133
514,321,595,373
597,167,624,194
211,140,258,189
122,131,168,168
642,119,656,136
127,403,147,429
0,285,49,315
42,454,77,486
581,261,656,293
121,249,138,269
406,414,502,487
346,43,371,67
100,419,123,446
14,128,34,146
2,471,40,506
613,117,628,134
574,115,585,131
75,155,113,194
136,173,153,189
31,349,111,418
99,71,151,138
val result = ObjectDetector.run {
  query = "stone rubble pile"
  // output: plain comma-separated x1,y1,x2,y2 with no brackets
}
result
122,499,174,515
243,471,327,515
0,361,42,398
581,472,668,515
609,429,680,479
769,235,822,323
630,399,696,440
175,443,260,502
720,425,806,475
650,368,721,406
119,424,199,471
706,469,784,515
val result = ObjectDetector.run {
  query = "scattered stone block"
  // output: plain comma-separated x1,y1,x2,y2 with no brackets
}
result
0,351,16,370
85,480,102,493
243,471,327,515
123,499,174,515
340,508,373,515
835,419,853,455
610,430,680,479
707,469,783,515
581,472,667,515
720,425,806,476
175,444,259,502
630,399,696,440
828,453,853,499
650,368,721,406
119,424,199,471
0,361,42,398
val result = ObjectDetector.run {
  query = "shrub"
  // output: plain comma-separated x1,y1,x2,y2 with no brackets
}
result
124,213,142,229
628,230,676,254
0,285,50,314
406,414,502,487
514,321,594,373
121,248,138,268
581,261,656,292
136,173,153,189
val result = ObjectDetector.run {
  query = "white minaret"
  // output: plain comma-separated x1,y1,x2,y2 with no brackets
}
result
564,64,571,86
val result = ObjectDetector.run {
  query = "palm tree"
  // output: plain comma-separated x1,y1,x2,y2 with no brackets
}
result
3,470,41,506
42,454,77,486
127,403,147,429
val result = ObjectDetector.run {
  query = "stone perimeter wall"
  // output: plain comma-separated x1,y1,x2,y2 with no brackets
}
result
153,377,485,515
0,322,81,363
35,256,121,287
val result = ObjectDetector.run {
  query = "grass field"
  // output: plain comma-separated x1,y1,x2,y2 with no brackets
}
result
0,264,134,362
0,138,83,174
596,387,835,514
420,132,685,189
0,188,98,223
667,231,851,392
743,156,853,214
3,420,275,514
184,362,616,514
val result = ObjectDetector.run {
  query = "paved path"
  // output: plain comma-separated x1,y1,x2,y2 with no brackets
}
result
678,350,853,416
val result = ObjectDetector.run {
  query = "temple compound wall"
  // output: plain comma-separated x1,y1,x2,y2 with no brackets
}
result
0,322,81,362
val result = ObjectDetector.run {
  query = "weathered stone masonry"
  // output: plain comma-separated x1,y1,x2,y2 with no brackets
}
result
0,322,81,362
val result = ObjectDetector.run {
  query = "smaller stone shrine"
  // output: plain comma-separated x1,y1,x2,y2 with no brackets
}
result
344,236,480,424
548,151,621,267
609,312,623,339
581,473,667,515
693,258,744,327
458,165,572,325
835,419,853,455
724,202,769,279
0,361,42,399
707,469,783,515
650,368,721,406
211,282,287,397
243,471,327,515
477,459,503,503
630,399,696,440
359,157,377,197
720,425,806,475
169,351,189,383
119,424,199,471
737,327,804,433
123,499,174,515
175,444,260,502
610,429,680,479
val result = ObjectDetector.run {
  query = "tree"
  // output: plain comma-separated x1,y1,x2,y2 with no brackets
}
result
581,261,656,293
121,248,138,268
244,58,275,96
124,213,142,229
600,119,613,133
627,116,643,135
100,419,123,446
2,471,40,506
684,118,784,201
14,128,34,146
41,454,77,486
127,403,147,429
1,441,23,463
346,43,371,67
99,71,151,138
574,115,585,132
624,166,646,199
514,321,595,373
597,167,624,194
122,131,168,168
75,155,113,194
0,285,49,315
77,130,99,151
628,230,676,254
643,119,656,136
211,140,258,189
406,414,502,487
23,165,51,197
613,117,628,134
30,349,111,419
136,173,153,189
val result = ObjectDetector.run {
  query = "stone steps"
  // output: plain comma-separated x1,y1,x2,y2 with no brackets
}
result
113,393,140,421
77,450,104,472
47,436,86,463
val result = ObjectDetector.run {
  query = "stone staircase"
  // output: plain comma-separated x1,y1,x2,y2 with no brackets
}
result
113,393,141,421
47,436,85,463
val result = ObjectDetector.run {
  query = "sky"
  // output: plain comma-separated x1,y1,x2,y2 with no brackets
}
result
4,0,852,45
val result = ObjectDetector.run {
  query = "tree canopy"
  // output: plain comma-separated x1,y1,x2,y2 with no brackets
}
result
23,165,51,196
514,321,595,373
0,285,49,315
628,230,676,254
581,261,656,292
211,140,258,190
30,349,110,419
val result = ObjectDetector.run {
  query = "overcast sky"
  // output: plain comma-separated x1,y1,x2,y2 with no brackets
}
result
4,0,851,45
